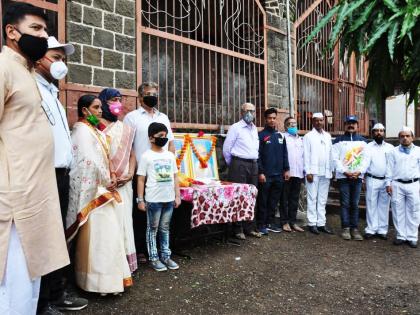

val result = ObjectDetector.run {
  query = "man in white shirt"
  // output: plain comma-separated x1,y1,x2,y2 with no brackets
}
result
124,82,175,164
281,116,304,232
332,115,369,241
364,123,394,240
123,82,175,261
35,36,88,314
303,113,334,235
386,127,420,248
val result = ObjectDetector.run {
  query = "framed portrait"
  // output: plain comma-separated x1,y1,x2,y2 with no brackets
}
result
189,135,219,180
173,133,192,177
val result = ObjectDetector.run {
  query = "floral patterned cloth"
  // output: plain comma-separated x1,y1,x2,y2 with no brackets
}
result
180,183,257,228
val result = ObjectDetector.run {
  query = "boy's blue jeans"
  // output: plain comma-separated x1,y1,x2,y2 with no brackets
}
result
338,178,363,229
146,202,174,261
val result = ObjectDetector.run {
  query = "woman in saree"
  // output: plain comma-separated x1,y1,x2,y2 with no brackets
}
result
66,95,132,295
98,88,138,273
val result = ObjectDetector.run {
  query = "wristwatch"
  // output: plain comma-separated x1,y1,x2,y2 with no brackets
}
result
136,197,144,203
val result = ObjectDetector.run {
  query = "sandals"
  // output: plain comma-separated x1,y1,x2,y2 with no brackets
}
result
282,223,292,232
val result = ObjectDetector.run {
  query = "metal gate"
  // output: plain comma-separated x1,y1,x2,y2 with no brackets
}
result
138,0,267,130
295,0,369,135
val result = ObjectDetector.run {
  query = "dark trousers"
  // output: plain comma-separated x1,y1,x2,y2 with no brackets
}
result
280,177,302,225
257,176,283,228
338,178,363,229
132,175,148,256
37,168,69,311
228,157,258,234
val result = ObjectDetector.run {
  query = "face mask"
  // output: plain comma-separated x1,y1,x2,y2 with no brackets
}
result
143,95,158,108
287,127,298,135
49,61,68,80
154,137,168,147
16,30,48,63
85,109,100,126
109,101,123,116
243,112,254,124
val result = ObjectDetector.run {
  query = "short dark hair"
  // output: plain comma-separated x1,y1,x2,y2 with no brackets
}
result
77,94,98,118
284,116,295,126
3,2,48,40
264,107,277,118
148,122,168,138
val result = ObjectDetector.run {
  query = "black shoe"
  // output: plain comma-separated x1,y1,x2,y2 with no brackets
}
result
52,292,88,311
364,233,375,239
408,241,417,248
377,234,388,240
308,226,320,235
318,226,334,235
393,239,405,246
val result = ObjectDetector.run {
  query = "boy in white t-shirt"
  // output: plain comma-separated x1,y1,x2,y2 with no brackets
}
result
137,122,181,271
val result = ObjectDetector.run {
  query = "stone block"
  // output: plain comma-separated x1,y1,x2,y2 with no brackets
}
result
115,71,135,90
73,0,92,5
83,46,102,66
93,29,114,49
66,2,82,23
83,7,103,28
124,18,135,36
94,0,114,11
103,50,123,69
104,13,123,33
68,44,82,63
124,54,135,71
67,64,92,84
115,0,135,18
115,34,134,53
67,23,92,45
93,69,114,87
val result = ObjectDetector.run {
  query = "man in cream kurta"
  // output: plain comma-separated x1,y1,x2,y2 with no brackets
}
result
0,4,69,314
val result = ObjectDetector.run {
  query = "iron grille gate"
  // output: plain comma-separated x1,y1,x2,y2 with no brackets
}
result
295,0,369,135
138,0,267,130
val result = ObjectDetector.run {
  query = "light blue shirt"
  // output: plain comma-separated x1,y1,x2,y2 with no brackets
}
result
222,119,259,165
35,73,72,168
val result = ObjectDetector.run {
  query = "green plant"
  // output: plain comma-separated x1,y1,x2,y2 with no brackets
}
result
305,0,420,105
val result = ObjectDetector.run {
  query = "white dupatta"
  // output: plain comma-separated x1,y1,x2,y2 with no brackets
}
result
66,121,120,241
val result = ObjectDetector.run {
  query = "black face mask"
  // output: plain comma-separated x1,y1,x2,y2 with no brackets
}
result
16,30,48,63
154,137,168,147
143,95,158,108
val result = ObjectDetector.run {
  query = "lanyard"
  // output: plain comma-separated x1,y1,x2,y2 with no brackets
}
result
41,98,72,144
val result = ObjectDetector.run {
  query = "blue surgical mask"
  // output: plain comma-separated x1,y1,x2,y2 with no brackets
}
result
243,112,254,124
287,127,298,135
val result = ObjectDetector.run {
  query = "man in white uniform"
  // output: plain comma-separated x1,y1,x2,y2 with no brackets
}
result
386,126,420,248
364,123,394,240
35,36,88,314
303,113,334,235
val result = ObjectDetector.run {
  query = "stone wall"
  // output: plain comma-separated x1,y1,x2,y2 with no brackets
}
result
66,0,136,90
264,0,296,112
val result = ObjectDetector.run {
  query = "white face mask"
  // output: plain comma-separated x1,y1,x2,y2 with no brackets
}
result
50,61,68,80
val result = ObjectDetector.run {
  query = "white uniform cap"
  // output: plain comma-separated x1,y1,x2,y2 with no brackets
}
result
372,123,385,130
312,112,323,118
400,126,414,137
47,36,75,56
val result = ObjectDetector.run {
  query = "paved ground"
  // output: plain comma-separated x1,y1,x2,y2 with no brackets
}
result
70,214,420,315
